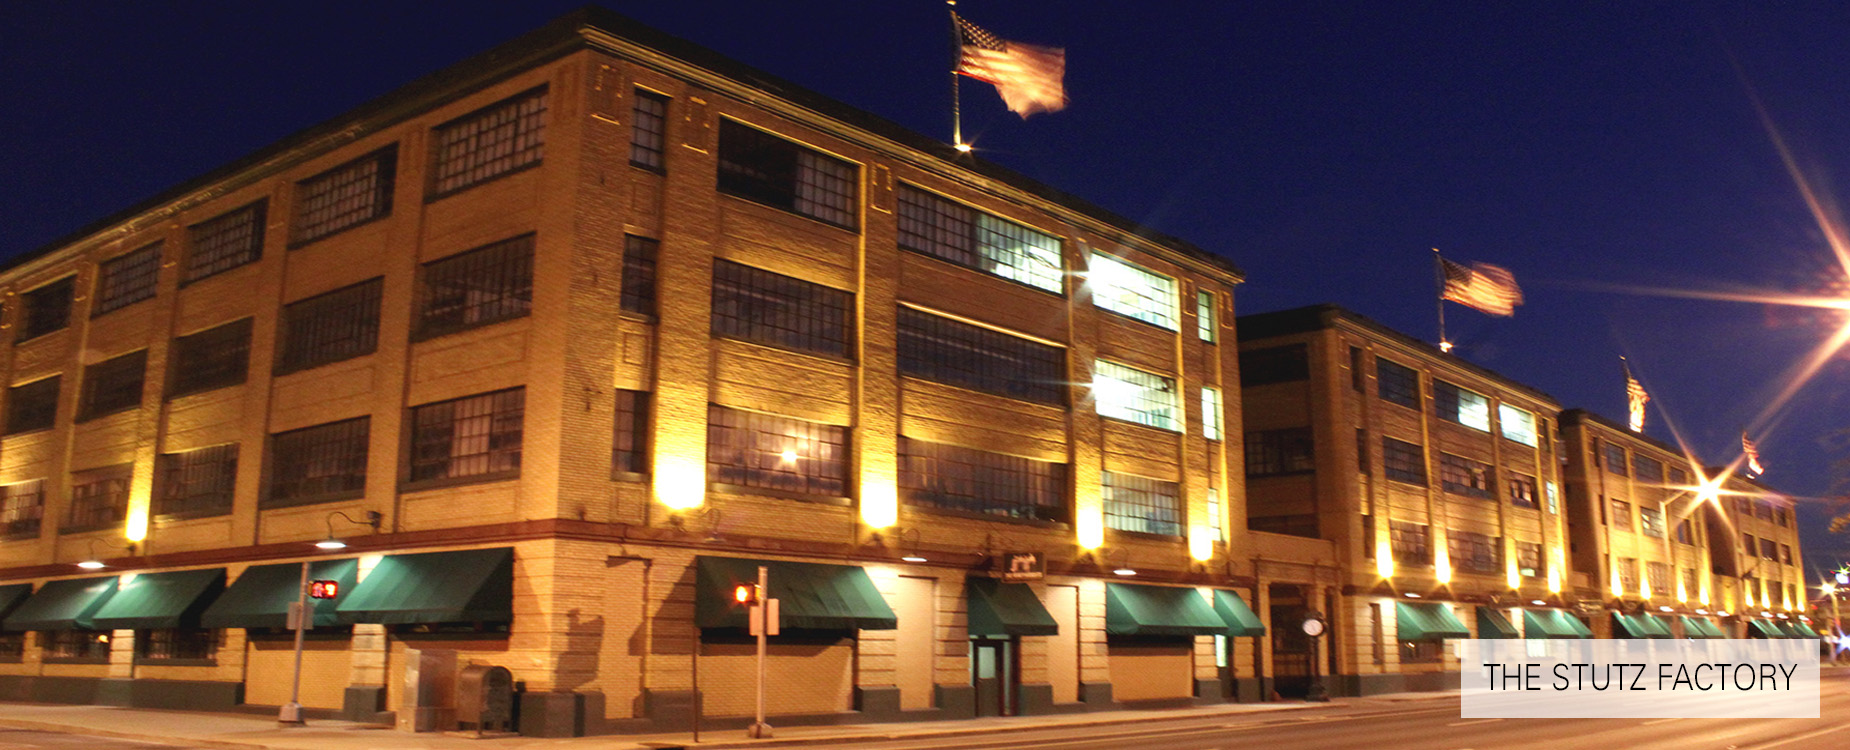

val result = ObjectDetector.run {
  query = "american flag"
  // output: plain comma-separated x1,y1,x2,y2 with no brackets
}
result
1742,431,1765,476
1438,256,1523,317
1623,359,1649,433
954,13,1067,117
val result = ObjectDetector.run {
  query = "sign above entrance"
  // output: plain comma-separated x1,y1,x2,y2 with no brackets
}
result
999,551,1043,582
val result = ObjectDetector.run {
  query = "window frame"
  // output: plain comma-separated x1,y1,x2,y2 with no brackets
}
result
265,416,371,509
1437,452,1495,500
77,350,148,422
289,146,398,247
1101,471,1183,537
427,86,548,198
620,234,658,317
716,119,859,230
1092,360,1180,432
1382,437,1427,486
895,183,1065,294
1376,357,1418,409
705,404,849,500
4,376,61,436
611,389,651,477
275,278,384,376
65,463,132,534
630,88,670,171
1087,252,1179,330
709,259,854,360
897,306,1066,406
412,235,535,342
1244,427,1314,477
1431,380,1491,432
155,443,239,522
183,200,266,284
167,319,252,399
92,243,163,317
406,388,526,487
16,276,75,343
899,437,1069,525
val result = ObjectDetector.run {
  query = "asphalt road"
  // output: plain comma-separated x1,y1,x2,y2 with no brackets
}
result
798,670,1850,750
0,729,209,750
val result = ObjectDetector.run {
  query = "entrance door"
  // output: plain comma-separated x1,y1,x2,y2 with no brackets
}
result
970,638,1018,716
1268,583,1312,698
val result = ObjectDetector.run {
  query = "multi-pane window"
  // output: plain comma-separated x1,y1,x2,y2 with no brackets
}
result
64,464,131,532
1632,455,1664,484
620,235,658,316
1616,557,1639,593
1356,428,1369,472
1610,499,1633,530
93,243,162,316
139,628,217,662
185,201,265,283
897,307,1064,405
1438,453,1494,499
414,235,533,340
1207,487,1224,542
4,377,60,435
1498,404,1536,446
430,87,547,195
1196,291,1216,342
168,319,251,398
1755,500,1774,521
1782,544,1793,565
899,437,1068,523
717,120,857,229
1448,530,1500,575
1376,357,1418,408
78,350,147,422
1239,344,1309,386
706,404,847,497
1741,532,1755,556
0,632,21,660
1647,562,1671,597
1245,428,1314,477
1674,519,1695,545
1389,521,1431,566
1759,538,1778,561
1382,437,1427,485
1201,387,1223,440
1349,346,1365,391
630,89,669,170
1545,481,1559,514
276,279,383,375
156,444,238,520
1088,252,1177,329
1432,380,1490,431
1507,472,1538,509
1101,471,1182,537
1775,508,1789,527
17,277,74,342
44,630,110,660
1516,541,1543,579
1669,467,1689,486
1092,360,1179,431
1640,506,1666,538
1682,568,1700,598
409,388,525,483
1602,442,1628,476
267,417,370,507
0,480,44,540
1401,640,1443,664
896,185,1064,293
710,260,852,358
612,389,650,476
292,147,396,245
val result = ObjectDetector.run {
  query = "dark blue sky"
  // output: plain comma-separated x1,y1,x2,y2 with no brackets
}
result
3,2,1846,567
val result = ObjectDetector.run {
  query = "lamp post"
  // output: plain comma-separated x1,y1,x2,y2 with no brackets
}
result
282,511,381,726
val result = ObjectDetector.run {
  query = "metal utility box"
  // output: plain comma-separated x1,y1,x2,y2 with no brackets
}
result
455,664,514,733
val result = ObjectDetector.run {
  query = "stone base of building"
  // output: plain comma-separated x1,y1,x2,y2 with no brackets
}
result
342,685,391,724
0,676,242,710
1337,671,1461,696
519,690,603,737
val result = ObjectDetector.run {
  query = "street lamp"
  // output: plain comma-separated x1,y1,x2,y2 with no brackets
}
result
76,538,136,569
282,510,381,726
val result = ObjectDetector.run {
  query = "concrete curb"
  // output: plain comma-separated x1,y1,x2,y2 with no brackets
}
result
0,716,274,750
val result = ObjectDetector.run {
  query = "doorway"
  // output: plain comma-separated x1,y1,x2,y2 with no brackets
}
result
1268,583,1312,698
970,637,1018,716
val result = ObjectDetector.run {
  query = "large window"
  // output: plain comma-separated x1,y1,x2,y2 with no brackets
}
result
620,235,658,316
430,87,547,195
1196,291,1217,342
1390,521,1431,566
409,388,525,484
93,243,162,316
706,405,847,497
44,630,110,661
1245,428,1314,477
1438,452,1494,499
1617,557,1639,593
898,307,1064,405
168,319,251,398
899,438,1067,523
1498,404,1536,446
1087,252,1177,329
185,201,265,283
1201,386,1223,440
1239,344,1309,386
612,389,650,476
1640,506,1666,538
1759,538,1778,561
277,279,383,375
292,147,396,245
78,350,147,422
1092,360,1179,431
1602,442,1628,476
1432,380,1490,431
1674,519,1696,545
630,89,669,171
267,417,370,507
0,480,44,540
1516,541,1543,579
1646,562,1670,597
1101,471,1182,537
138,628,218,662
710,260,852,358
156,444,239,520
1448,530,1500,575
1376,357,1418,408
1507,472,1538,509
1610,499,1633,530
1632,455,1664,483
896,185,1063,293
17,277,74,342
414,235,533,340
717,120,857,229
1382,437,1426,485
64,464,130,533
4,377,59,435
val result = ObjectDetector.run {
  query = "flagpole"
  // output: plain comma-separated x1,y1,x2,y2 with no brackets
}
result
1433,248,1450,352
949,1,963,150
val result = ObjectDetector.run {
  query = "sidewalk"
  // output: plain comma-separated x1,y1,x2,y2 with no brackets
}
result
0,698,1345,750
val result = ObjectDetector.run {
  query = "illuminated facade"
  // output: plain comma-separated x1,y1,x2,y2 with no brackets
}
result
0,8,1257,735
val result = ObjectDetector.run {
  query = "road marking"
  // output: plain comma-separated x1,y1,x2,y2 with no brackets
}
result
1446,719,1501,726
1641,717,1682,725
1742,723,1850,749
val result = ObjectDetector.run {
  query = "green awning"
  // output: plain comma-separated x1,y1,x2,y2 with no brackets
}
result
965,578,1057,637
1476,607,1519,639
1396,602,1471,642
1790,621,1821,638
695,556,896,631
0,584,33,630
2,576,118,631
1522,609,1593,639
1105,583,1226,637
1212,590,1266,637
1679,616,1725,639
1612,613,1672,639
91,568,225,630
1748,619,1785,639
1773,621,1804,638
337,548,512,625
202,559,360,629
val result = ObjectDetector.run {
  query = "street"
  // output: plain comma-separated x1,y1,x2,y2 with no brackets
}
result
0,729,209,750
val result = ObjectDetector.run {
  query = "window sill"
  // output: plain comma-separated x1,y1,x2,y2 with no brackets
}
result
14,328,70,346
1246,470,1316,480
897,246,1068,299
410,311,531,344
1106,529,1185,543
617,311,657,325
287,213,392,251
717,191,860,234
424,161,544,204
90,297,155,321
1095,307,1181,335
272,351,376,378
133,657,217,668
630,161,666,175
906,504,1070,530
261,490,366,511
1384,476,1428,489
610,470,650,483
401,471,520,494
42,657,109,666
59,521,125,536
1,426,54,439
75,405,141,424
1098,415,1183,435
166,380,246,401
709,483,851,507
712,334,855,366
153,507,233,524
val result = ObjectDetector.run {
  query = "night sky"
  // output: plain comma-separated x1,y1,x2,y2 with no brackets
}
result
3,3,1846,569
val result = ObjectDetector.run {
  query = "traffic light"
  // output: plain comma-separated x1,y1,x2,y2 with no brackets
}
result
733,583,760,606
308,580,340,599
